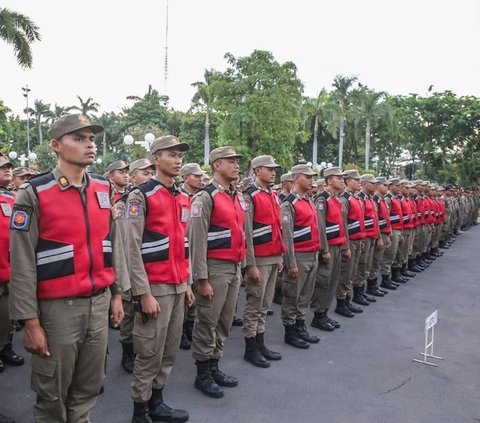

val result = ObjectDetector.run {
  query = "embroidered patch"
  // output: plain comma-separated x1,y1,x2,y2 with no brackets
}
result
317,202,324,211
181,207,190,222
0,202,12,217
115,202,125,219
282,214,291,223
191,203,202,218
96,191,112,209
10,205,32,231
59,176,69,187
127,199,143,218
241,200,250,212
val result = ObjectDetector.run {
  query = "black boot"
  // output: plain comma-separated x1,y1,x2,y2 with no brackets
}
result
121,342,135,374
244,337,270,368
295,319,320,344
0,342,24,366
231,316,243,327
209,359,238,387
345,295,363,313
401,263,415,278
408,259,422,273
418,255,430,267
180,332,191,350
0,413,15,423
149,388,189,422
415,257,427,270
256,333,282,361
284,324,310,349
391,267,408,283
366,279,385,297
311,312,335,331
380,274,397,290
353,286,370,306
132,402,153,423
184,320,194,342
325,311,341,328
335,298,355,317
194,360,224,398
272,291,282,305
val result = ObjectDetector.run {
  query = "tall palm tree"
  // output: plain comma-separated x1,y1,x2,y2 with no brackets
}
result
332,75,358,167
26,99,52,144
191,70,218,166
71,96,99,118
302,90,334,166
0,7,41,68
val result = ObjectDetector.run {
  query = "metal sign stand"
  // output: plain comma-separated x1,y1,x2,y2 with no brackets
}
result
413,310,443,367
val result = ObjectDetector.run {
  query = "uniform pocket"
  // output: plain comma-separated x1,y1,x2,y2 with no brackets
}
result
132,315,157,357
31,356,58,401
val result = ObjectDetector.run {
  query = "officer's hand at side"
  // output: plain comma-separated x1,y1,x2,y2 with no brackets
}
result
186,285,195,307
287,267,298,278
321,252,331,263
343,248,352,259
246,266,261,283
377,238,384,249
385,237,392,248
24,319,50,357
399,235,405,244
197,279,214,300
141,293,161,318
110,294,125,327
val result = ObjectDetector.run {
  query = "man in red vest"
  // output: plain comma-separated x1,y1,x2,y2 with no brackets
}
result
189,146,246,399
126,136,194,423
242,155,285,368
281,164,321,349
9,114,125,423
397,181,417,279
311,166,349,331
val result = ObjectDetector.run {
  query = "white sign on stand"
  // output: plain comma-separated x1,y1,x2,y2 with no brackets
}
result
413,310,443,367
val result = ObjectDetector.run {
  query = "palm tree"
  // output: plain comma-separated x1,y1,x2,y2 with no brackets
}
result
302,90,334,166
71,96,100,118
26,100,52,144
191,70,219,166
332,75,358,167
0,7,41,68
49,104,71,121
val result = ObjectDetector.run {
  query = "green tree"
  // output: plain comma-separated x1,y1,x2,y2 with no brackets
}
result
26,99,52,144
71,96,100,118
0,7,41,68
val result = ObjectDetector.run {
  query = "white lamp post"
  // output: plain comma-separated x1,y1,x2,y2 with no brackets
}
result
123,133,156,152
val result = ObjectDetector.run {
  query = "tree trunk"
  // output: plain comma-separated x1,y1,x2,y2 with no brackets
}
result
365,120,371,170
103,132,107,157
338,117,345,168
312,117,319,166
37,118,43,144
203,112,210,167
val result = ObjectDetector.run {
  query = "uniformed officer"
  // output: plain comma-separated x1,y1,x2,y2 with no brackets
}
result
107,160,129,202
12,166,32,191
189,146,246,399
242,155,285,368
0,156,25,374
311,166,349,331
281,164,320,349
179,162,204,350
397,181,416,279
9,114,126,423
316,178,326,194
117,158,155,374
126,136,193,423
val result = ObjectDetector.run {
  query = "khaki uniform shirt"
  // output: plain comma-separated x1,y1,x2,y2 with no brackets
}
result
125,181,190,297
9,168,126,321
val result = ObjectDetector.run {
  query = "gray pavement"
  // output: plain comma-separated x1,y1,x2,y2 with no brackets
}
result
2,227,480,423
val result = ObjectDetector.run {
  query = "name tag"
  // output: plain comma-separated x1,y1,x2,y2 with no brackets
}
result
0,203,12,217
181,207,189,222
96,191,111,209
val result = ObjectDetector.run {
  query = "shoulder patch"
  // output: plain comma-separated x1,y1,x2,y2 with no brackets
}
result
127,198,143,219
191,203,203,218
10,205,32,231
282,214,291,223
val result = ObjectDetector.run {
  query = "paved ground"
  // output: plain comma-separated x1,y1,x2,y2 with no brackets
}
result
2,226,480,423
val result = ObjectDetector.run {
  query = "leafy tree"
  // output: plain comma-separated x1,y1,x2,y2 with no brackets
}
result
71,96,100,118
26,99,52,144
0,7,41,68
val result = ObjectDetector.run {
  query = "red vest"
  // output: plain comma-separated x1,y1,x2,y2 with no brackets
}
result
205,184,246,262
139,180,190,284
439,198,447,223
244,186,285,257
0,188,15,285
414,195,425,225
409,197,419,227
400,196,414,230
285,193,320,253
386,193,403,230
317,192,346,246
432,199,441,225
359,192,379,238
425,197,435,224
374,195,391,235
342,192,366,241
31,173,115,299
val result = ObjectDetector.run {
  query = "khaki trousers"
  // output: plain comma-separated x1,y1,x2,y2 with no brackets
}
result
370,233,388,280
337,239,361,298
312,245,342,312
0,287,10,350
131,292,184,403
120,289,134,344
191,265,241,362
381,229,401,275
242,264,278,338
397,229,412,264
355,237,375,287
32,290,110,423
281,252,318,326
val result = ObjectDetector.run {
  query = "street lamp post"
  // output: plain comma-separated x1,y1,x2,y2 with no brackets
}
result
123,133,156,152
22,85,31,157
9,151,37,168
